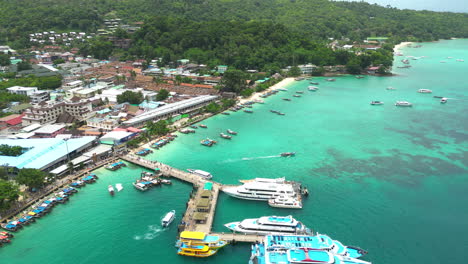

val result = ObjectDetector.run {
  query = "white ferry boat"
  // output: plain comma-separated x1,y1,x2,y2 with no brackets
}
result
162,210,175,227
222,178,296,201
268,195,302,209
224,215,311,235
187,169,213,179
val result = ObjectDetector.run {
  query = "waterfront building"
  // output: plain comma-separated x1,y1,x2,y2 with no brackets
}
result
33,124,66,138
298,64,317,75
0,136,96,172
122,95,218,127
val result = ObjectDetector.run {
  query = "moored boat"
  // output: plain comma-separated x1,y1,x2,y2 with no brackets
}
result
326,78,336,82
180,128,196,134
268,195,303,209
308,86,319,91
355,76,364,79
395,101,413,107
282,98,292,101
244,109,253,113
220,133,232,139
200,138,217,147
199,124,207,128
221,112,230,115
386,86,396,90
222,178,297,201
187,169,213,179
293,94,301,97
310,81,319,85
370,101,384,105
190,125,198,129
133,181,152,191
225,215,311,235
161,210,175,227
108,185,115,195
418,89,432,93
227,129,237,135
161,179,172,185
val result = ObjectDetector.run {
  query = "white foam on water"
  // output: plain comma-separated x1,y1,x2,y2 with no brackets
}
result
133,224,163,241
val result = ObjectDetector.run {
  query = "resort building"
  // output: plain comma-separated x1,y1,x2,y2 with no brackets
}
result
22,98,94,125
122,95,218,127
6,86,39,96
0,136,97,172
298,64,317,75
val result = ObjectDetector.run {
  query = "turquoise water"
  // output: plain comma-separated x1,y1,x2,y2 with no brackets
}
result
1,39,467,263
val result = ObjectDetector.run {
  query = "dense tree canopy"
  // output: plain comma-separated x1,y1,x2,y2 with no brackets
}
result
0,144,25,157
156,89,169,101
16,168,47,190
0,179,19,210
0,75,62,90
117,90,144,104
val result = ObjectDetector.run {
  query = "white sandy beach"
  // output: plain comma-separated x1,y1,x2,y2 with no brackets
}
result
238,77,295,104
394,42,413,53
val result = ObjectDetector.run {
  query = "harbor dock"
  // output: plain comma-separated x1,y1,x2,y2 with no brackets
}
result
120,154,266,243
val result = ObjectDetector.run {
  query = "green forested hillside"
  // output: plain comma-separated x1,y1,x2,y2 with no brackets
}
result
1,0,467,48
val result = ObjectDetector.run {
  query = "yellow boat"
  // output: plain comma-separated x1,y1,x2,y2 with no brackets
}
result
177,244,218,257
179,231,228,249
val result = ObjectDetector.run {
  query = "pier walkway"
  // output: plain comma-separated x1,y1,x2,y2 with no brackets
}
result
120,154,264,243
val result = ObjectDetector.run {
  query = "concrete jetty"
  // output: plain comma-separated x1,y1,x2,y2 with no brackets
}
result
120,154,305,244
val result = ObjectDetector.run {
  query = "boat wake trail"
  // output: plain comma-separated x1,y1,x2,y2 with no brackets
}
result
220,155,280,163
133,224,163,240
241,155,280,161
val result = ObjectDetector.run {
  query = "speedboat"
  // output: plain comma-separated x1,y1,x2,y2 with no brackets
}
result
293,94,301,97
308,86,319,91
220,133,232,139
277,112,285,116
281,152,296,157
108,185,115,195
162,210,175,227
268,195,302,209
187,169,213,180
326,78,336,82
386,86,396,90
222,178,297,201
370,101,384,105
227,129,237,135
418,89,432,93
456,59,464,62
440,97,448,103
395,101,412,107
199,124,207,128
225,215,311,235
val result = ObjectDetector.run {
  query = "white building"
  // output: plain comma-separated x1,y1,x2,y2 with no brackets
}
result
7,86,39,96
22,99,94,125
87,117,119,131
30,91,50,104
122,95,218,127
63,80,83,90
298,64,317,75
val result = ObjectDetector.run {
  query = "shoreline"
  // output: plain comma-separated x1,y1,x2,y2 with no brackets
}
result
394,41,413,53
238,77,295,104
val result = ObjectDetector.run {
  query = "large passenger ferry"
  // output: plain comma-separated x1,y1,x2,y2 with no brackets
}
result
222,178,297,201
249,234,370,264
224,215,312,235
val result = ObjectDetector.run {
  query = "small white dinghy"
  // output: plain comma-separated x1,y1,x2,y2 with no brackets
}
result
115,183,123,192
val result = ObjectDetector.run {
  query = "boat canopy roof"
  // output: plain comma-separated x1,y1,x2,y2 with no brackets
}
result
180,231,206,240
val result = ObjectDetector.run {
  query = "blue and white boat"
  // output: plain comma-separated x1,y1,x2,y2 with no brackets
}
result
249,234,370,264
225,215,312,235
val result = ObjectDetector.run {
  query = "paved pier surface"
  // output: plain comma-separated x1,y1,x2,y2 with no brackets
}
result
121,154,265,243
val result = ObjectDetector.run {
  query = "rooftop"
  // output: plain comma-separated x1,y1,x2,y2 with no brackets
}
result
34,124,66,134
0,137,96,169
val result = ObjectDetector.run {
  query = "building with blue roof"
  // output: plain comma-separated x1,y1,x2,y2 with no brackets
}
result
0,137,96,171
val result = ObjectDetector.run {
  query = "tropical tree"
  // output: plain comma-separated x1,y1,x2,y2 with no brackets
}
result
156,89,169,101
0,179,19,210
16,168,47,190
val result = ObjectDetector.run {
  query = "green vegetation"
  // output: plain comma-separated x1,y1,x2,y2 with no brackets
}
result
53,58,66,65
156,89,169,101
116,90,144,104
0,54,10,66
17,61,32,71
0,179,19,210
0,92,29,109
0,75,62,90
16,168,47,190
204,102,222,113
0,144,25,157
